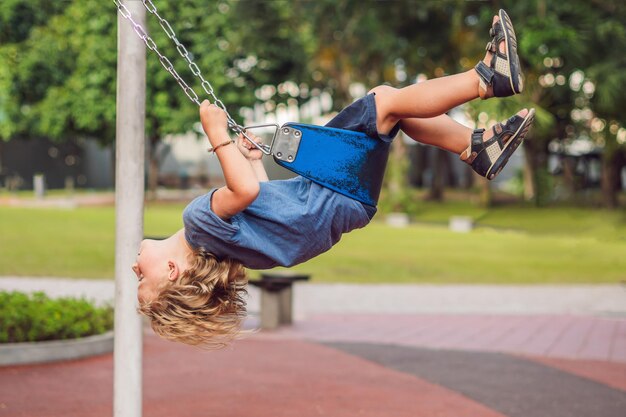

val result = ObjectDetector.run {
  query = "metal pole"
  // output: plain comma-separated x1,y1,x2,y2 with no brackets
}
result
114,1,145,416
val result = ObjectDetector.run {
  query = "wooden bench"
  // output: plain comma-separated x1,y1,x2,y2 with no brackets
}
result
248,272,310,330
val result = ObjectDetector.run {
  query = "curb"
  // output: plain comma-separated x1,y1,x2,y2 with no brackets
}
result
0,331,114,366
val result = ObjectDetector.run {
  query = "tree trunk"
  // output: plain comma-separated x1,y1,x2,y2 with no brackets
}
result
522,145,536,202
561,155,577,199
428,148,448,201
601,150,624,209
478,174,492,207
407,144,426,187
463,165,475,190
444,152,457,188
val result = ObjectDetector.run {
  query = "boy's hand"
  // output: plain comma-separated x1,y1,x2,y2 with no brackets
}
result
237,132,264,161
199,100,228,144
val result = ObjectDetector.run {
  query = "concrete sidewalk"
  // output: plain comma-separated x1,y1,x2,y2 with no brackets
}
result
2,276,625,316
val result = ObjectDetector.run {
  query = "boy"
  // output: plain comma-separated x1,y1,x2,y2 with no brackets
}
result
133,10,534,348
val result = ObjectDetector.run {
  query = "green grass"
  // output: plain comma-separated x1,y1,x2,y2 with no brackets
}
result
0,204,182,278
291,223,626,284
410,201,626,241
0,202,624,284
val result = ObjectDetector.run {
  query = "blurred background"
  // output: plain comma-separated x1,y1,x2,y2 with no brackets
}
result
0,0,625,283
2,3,625,415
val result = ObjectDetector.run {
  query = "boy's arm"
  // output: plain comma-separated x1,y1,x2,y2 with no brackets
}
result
236,133,269,182
200,101,260,220
249,160,269,182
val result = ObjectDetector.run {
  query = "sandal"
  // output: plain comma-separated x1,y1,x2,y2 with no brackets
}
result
475,9,524,98
463,108,535,180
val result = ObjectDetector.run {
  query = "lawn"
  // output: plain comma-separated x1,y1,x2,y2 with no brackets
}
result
0,201,624,284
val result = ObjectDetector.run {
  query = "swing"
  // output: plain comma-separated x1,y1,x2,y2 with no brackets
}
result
113,0,390,207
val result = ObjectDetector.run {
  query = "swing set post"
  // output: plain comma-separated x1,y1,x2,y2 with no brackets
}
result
114,1,146,416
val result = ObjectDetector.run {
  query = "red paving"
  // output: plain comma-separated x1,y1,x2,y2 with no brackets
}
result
270,314,626,362
1,314,625,416
1,334,507,417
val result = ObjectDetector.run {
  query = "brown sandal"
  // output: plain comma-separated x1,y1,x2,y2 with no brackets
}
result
463,109,535,180
475,9,524,98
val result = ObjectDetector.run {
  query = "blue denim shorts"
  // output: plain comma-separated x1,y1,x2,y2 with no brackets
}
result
324,93,400,218
325,93,401,143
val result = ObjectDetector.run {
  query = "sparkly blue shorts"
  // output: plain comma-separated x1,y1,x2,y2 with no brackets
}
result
324,92,400,218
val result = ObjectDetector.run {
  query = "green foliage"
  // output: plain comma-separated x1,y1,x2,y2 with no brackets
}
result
1,0,625,205
0,1,117,142
0,291,113,343
0,0,288,144
0,0,66,44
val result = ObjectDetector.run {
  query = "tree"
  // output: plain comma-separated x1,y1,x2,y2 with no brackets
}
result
3,0,623,207
0,0,311,194
584,1,626,207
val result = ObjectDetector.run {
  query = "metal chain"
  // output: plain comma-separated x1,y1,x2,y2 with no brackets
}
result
113,0,245,136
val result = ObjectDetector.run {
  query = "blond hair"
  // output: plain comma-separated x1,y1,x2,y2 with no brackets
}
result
138,249,248,349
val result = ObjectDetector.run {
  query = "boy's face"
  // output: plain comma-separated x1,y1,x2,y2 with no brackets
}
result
132,239,170,303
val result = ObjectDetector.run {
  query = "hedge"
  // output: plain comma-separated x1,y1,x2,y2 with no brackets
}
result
0,291,113,343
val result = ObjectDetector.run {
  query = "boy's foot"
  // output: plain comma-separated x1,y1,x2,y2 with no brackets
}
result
460,108,535,180
475,9,524,99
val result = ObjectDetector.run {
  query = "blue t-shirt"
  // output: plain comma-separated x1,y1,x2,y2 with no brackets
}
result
183,93,396,270
183,176,371,269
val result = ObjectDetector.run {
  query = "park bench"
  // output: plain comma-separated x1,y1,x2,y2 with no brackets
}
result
249,272,310,330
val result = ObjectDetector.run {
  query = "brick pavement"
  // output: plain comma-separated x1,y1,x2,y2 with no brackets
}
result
262,313,626,363
1,332,625,417
0,335,510,417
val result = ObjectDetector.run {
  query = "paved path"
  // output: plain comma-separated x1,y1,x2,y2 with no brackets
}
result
262,313,626,363
1,333,625,417
2,277,625,416
2,277,625,315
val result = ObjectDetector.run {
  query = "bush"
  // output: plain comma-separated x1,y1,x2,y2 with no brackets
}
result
0,291,113,343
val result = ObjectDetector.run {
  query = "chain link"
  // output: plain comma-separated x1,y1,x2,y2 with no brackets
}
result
113,0,247,137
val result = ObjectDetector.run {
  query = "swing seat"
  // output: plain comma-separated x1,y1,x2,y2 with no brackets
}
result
270,123,390,207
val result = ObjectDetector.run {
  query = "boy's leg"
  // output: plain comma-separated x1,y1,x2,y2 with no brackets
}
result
399,114,473,155
369,10,532,180
371,73,479,135
400,109,530,155
373,14,514,135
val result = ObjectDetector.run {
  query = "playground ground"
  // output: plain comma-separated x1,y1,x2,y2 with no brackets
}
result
1,278,625,416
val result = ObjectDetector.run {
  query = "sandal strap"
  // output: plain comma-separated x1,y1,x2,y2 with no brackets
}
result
489,21,503,38
493,122,504,136
489,115,523,146
476,49,513,96
486,22,505,53
485,22,506,53
472,117,521,154
474,61,494,92
471,128,486,151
